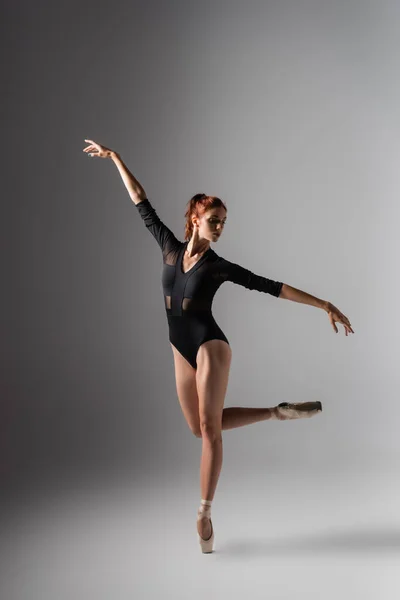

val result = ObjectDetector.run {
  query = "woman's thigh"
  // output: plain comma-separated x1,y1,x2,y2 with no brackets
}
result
195,339,232,428
170,342,201,437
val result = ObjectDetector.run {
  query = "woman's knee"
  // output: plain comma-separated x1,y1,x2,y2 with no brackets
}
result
192,426,202,438
199,419,222,442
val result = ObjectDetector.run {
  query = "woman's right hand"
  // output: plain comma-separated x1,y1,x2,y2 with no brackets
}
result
83,139,116,158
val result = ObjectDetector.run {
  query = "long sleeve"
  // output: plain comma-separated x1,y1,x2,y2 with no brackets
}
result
218,257,283,297
135,198,182,262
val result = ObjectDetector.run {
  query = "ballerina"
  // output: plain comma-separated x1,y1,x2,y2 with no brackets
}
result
83,138,354,553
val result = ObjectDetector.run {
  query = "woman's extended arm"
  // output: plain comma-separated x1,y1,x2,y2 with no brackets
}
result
83,138,182,259
279,284,354,336
279,283,327,309
109,152,147,205
83,139,146,205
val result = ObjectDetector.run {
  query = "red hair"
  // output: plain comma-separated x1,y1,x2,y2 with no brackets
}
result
184,193,227,241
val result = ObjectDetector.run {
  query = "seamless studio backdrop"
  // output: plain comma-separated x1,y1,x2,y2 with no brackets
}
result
4,0,400,596
6,0,399,502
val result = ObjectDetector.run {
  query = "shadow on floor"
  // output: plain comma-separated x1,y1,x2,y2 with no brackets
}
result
219,527,400,556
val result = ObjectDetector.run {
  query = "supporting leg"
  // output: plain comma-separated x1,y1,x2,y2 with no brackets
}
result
196,340,231,545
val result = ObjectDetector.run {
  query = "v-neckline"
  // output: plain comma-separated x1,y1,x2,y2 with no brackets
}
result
180,242,211,275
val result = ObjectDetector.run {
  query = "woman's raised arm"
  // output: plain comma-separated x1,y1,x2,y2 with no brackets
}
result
83,139,182,258
83,139,146,205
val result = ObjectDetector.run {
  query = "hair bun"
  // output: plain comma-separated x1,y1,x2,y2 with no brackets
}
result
191,193,207,202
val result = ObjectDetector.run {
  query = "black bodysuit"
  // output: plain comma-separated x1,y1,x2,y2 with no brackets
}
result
136,198,283,369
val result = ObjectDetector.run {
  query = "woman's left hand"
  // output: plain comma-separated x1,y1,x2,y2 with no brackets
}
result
325,302,354,336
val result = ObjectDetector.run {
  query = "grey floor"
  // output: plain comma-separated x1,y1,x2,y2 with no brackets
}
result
1,466,399,600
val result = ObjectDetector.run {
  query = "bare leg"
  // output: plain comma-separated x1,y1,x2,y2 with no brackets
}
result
196,341,231,542
221,402,322,430
199,429,223,503
222,406,276,429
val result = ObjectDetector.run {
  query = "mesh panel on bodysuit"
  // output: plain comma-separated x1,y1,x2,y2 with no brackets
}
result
182,297,211,311
164,247,181,266
165,296,211,311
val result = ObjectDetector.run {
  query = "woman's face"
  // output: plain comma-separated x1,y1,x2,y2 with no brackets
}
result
194,207,227,242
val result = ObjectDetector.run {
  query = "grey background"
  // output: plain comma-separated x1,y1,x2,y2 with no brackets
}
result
4,1,400,598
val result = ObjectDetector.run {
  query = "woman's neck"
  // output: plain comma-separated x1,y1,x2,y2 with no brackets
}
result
186,239,210,257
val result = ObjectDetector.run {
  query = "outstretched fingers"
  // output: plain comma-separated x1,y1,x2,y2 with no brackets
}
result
329,313,355,335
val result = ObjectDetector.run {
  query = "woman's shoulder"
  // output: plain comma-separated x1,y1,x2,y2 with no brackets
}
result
209,251,231,265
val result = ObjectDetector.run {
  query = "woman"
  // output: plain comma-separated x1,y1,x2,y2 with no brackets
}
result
83,139,354,553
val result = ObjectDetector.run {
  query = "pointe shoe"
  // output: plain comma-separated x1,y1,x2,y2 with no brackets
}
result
276,401,322,420
197,504,214,554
